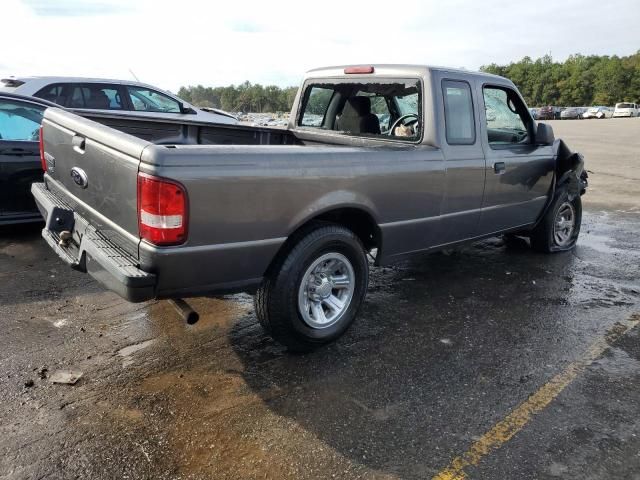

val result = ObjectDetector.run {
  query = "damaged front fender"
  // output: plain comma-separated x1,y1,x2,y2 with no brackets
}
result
554,139,588,200
532,139,588,229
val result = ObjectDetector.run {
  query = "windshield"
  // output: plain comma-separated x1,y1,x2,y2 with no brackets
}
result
396,93,419,116
126,86,181,113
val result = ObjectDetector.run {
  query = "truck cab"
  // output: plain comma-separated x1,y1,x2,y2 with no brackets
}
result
289,65,556,244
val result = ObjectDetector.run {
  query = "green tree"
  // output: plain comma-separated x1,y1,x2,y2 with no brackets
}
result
481,51,640,106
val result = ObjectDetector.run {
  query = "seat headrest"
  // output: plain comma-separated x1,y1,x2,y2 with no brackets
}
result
87,90,110,109
344,96,371,116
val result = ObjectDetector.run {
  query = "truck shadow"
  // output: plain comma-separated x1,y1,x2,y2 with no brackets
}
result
228,237,594,477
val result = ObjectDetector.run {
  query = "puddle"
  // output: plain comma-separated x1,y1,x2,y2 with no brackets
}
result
118,339,156,367
578,233,638,256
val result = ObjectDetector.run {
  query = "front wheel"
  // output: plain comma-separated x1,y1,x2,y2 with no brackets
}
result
530,185,582,253
255,223,369,352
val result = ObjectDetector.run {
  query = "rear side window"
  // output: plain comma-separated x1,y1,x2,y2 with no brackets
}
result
0,98,44,141
442,80,475,145
34,84,66,106
69,84,125,110
126,87,181,113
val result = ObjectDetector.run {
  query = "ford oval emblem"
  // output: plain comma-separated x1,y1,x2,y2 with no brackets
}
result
70,167,88,189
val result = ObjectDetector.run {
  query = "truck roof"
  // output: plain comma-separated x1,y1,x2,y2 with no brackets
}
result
306,64,510,83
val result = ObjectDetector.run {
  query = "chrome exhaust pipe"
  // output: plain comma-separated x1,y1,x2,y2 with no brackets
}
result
168,299,199,325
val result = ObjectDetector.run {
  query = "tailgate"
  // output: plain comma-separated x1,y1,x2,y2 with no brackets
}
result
41,108,152,257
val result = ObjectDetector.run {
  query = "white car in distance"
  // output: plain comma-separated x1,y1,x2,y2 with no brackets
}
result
582,106,613,119
613,102,638,118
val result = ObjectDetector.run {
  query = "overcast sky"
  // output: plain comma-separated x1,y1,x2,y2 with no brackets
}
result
2,0,639,93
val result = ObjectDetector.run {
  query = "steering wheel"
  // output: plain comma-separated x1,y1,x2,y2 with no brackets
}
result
388,113,419,135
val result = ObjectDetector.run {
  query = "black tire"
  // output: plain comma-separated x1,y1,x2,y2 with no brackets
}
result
255,222,369,352
530,184,582,253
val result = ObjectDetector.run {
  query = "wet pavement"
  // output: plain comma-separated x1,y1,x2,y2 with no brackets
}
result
1,119,639,479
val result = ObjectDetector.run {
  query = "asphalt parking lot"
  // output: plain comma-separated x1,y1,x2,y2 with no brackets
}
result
1,118,639,480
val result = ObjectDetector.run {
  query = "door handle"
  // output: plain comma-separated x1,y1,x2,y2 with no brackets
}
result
494,162,506,174
72,135,86,153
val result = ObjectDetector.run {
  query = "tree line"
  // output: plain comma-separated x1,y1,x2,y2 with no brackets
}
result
177,52,640,112
481,51,640,107
177,81,298,113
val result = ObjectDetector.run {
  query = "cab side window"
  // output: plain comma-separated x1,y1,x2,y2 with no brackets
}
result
483,86,530,146
442,80,475,145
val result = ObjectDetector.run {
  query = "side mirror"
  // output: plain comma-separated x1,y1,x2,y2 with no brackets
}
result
180,104,197,114
536,122,555,145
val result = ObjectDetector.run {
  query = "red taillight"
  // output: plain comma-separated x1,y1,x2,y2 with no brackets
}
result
137,173,188,246
39,126,47,171
344,66,374,74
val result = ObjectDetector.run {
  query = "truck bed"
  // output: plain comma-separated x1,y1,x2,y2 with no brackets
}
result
36,107,438,299
85,111,300,146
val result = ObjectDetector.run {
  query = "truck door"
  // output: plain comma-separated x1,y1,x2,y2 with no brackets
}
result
436,78,486,244
476,84,554,234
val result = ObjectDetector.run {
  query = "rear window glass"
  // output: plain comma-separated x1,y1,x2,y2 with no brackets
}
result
298,79,421,141
300,87,333,127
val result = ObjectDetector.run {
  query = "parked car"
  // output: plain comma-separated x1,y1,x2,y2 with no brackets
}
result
560,107,584,120
613,102,638,118
33,64,587,351
0,76,237,125
0,93,53,224
528,107,539,119
583,106,613,119
0,90,239,226
537,106,555,120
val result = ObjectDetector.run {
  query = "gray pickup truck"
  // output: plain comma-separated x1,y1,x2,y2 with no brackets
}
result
32,65,587,351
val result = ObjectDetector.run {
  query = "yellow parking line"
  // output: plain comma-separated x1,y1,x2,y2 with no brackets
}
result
433,313,640,480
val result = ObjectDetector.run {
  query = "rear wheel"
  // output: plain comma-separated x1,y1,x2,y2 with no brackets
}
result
530,185,582,253
255,223,369,352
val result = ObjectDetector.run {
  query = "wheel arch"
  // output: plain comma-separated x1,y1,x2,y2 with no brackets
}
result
263,205,382,277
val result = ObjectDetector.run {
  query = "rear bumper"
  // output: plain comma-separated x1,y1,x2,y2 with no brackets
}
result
32,182,156,302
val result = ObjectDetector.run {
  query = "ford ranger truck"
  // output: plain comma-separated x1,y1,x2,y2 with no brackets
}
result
32,65,587,352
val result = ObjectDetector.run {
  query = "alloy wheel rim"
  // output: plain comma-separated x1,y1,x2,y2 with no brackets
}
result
553,202,576,246
297,252,355,329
